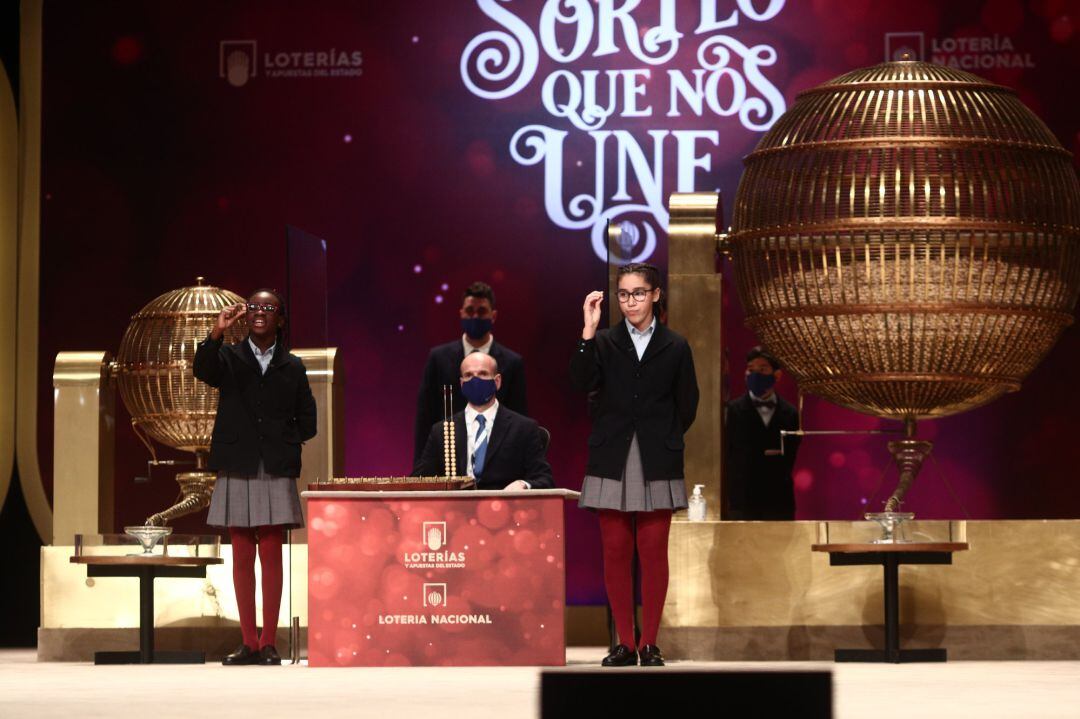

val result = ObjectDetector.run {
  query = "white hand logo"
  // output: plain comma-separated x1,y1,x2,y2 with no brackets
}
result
226,50,251,87
426,526,443,551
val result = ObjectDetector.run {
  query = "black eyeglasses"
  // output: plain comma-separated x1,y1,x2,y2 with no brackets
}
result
616,289,653,303
246,303,279,313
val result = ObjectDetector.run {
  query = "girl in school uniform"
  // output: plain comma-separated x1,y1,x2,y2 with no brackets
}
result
571,263,699,667
195,289,317,665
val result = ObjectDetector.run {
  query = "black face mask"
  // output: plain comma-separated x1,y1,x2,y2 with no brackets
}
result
461,376,497,406
746,371,776,395
462,317,493,340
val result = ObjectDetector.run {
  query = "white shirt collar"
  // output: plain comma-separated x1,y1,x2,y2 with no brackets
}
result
464,400,498,479
465,399,499,425
748,389,777,426
625,316,656,360
248,338,276,374
625,315,656,337
462,333,494,356
248,337,276,358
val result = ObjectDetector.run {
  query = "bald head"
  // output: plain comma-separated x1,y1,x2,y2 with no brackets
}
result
460,351,499,380
459,352,502,410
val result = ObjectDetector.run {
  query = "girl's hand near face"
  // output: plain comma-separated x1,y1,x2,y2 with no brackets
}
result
582,291,603,340
211,303,246,341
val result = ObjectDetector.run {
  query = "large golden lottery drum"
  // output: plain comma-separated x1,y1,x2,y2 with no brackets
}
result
729,60,1080,422
114,278,246,524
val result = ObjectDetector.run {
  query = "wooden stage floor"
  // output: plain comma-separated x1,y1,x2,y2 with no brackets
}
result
2,648,1079,718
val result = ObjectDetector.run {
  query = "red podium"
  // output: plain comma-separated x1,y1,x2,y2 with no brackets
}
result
303,489,580,667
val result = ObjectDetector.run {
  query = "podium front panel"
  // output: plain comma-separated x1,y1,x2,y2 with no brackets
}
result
306,491,569,666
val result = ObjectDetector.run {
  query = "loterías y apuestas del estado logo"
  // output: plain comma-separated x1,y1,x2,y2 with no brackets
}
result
219,40,363,87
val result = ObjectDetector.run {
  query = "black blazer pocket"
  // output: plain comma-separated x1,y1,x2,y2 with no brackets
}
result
211,430,238,444
665,437,685,450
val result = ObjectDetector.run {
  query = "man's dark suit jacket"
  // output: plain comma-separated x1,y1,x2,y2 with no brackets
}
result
412,406,553,490
413,338,528,462
194,335,318,477
724,393,801,520
569,320,699,481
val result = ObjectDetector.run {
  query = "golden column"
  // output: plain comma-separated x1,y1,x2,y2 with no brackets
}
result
52,352,115,541
666,195,724,518
291,347,344,543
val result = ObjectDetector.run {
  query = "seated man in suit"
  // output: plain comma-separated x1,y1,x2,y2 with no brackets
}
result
413,352,552,490
413,281,528,464
725,346,802,520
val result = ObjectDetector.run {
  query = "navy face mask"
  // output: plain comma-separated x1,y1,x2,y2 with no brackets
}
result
461,317,493,340
461,376,498,406
746,371,776,396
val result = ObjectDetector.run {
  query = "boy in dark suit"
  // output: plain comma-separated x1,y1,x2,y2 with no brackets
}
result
413,282,528,463
725,346,801,520
413,352,552,490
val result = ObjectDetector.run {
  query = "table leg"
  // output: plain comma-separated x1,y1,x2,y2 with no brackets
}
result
140,566,154,663
90,565,208,665
834,553,948,663
883,553,899,661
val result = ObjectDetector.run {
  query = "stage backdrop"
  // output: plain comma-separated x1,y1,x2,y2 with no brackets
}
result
37,1,1080,604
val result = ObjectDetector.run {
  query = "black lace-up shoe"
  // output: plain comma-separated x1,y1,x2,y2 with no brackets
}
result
639,644,665,666
601,644,638,667
258,645,282,665
222,645,258,665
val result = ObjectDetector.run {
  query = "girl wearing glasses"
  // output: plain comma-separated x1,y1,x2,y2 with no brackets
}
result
571,263,699,667
195,289,317,666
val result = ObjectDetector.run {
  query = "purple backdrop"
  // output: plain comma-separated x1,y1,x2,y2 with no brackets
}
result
39,0,1080,604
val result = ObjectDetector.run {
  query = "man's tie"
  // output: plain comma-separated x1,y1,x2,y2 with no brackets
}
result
472,414,489,477
753,398,776,408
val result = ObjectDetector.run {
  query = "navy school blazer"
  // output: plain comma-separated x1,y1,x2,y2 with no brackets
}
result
194,334,317,477
570,320,699,481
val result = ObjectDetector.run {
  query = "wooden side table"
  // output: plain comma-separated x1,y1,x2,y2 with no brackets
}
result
811,542,969,663
70,555,223,665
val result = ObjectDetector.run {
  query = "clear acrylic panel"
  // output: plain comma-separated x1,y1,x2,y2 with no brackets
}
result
814,519,967,545
285,225,329,664
285,224,329,350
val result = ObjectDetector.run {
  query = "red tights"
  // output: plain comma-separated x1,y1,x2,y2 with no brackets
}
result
598,509,672,649
229,526,285,650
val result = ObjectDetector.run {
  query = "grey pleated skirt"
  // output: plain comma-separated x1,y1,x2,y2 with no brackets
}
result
579,434,688,512
206,461,305,529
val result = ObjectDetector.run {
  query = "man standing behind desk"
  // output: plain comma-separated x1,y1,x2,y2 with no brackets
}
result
413,353,552,490
725,346,801,520
413,282,528,463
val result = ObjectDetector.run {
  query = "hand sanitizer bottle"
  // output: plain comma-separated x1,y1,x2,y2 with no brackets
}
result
688,484,706,521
